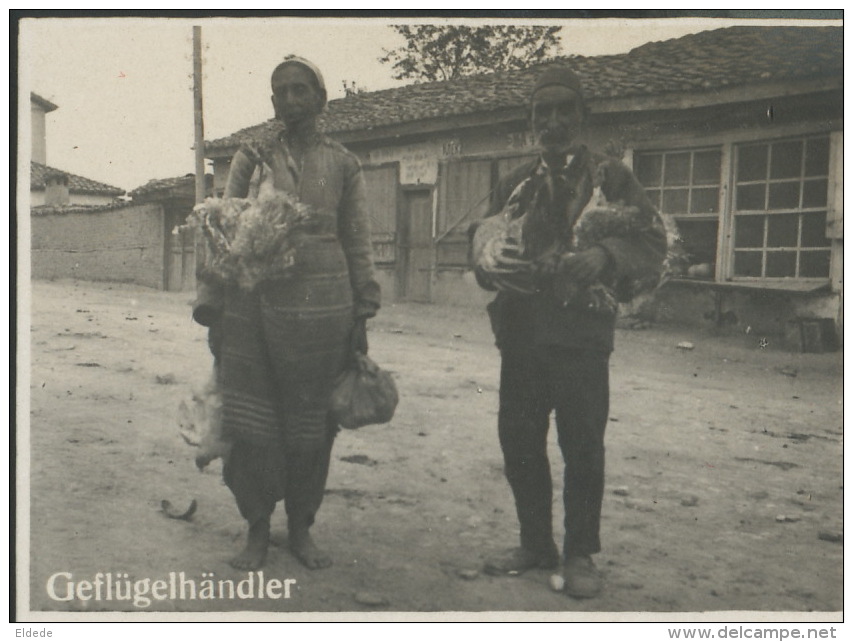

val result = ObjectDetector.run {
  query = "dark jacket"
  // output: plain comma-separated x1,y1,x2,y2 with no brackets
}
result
473,148,667,353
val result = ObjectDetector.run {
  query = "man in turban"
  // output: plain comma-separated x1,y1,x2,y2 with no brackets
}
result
194,57,380,571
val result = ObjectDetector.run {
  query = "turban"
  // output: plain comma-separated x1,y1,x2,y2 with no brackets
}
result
271,56,327,109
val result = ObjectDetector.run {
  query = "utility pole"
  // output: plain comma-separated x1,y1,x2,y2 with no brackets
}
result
191,25,206,291
193,25,205,204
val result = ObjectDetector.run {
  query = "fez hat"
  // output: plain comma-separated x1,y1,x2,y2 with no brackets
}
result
532,66,585,103
530,66,587,121
271,56,328,109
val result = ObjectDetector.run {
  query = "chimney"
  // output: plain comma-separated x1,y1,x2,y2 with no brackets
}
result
44,171,70,206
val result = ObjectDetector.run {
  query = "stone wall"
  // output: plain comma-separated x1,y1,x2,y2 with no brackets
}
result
31,203,165,289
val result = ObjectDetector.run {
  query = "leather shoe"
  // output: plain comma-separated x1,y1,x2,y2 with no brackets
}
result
563,555,602,598
483,546,559,576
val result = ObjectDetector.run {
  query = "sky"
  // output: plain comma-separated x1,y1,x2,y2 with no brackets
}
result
18,15,841,193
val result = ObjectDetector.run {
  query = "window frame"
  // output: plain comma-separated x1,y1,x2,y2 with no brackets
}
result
728,134,832,281
634,146,725,221
632,127,839,285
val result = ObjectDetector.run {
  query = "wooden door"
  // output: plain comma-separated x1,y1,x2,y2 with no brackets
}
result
363,163,401,295
165,208,197,292
402,189,433,302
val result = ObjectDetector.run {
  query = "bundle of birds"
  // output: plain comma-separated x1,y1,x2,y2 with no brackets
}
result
473,158,667,312
178,180,313,291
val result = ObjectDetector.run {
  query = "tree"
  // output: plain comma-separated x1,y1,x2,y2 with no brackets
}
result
379,25,562,83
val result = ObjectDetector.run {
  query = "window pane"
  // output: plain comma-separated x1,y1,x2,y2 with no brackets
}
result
801,212,831,247
734,251,762,276
636,154,662,187
802,179,828,208
805,137,830,177
735,216,765,248
690,187,719,214
737,184,765,211
738,144,768,182
677,219,718,266
662,189,689,214
663,152,691,186
730,137,831,283
766,251,797,277
692,150,721,185
767,213,798,247
770,140,803,179
799,250,830,278
645,189,661,210
768,182,801,209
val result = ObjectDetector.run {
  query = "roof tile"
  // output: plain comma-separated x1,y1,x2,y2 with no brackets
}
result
207,26,841,153
128,173,213,198
30,162,124,196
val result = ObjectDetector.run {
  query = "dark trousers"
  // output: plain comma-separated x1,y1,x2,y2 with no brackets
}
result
498,345,609,560
223,417,338,530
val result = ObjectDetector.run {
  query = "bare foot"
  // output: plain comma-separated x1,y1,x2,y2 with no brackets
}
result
289,528,332,570
229,519,270,571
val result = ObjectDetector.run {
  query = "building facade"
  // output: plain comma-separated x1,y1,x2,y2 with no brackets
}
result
30,92,57,166
30,162,125,207
31,174,212,292
205,27,842,347
29,93,125,206
31,202,167,289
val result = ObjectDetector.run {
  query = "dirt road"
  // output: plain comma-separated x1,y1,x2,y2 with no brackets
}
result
22,279,843,618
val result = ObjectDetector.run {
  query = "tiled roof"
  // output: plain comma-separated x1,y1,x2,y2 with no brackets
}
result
206,26,841,153
129,173,214,198
30,162,124,196
31,203,131,216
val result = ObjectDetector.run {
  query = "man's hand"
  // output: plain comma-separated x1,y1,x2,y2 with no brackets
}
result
479,237,531,274
558,246,611,287
350,317,368,355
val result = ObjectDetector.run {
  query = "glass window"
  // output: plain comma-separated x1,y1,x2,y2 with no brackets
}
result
735,216,764,248
635,148,722,278
636,136,831,283
765,251,797,277
768,182,800,210
804,138,830,177
636,154,662,186
732,135,831,278
800,212,831,247
734,251,762,277
662,189,689,214
692,151,721,185
636,148,722,217
677,219,719,267
799,250,831,277
802,179,828,208
737,184,766,211
767,213,798,247
663,152,691,186
737,145,768,182
769,141,803,179
691,187,719,214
